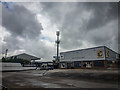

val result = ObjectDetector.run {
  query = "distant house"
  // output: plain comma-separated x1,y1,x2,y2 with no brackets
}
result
8,53,40,62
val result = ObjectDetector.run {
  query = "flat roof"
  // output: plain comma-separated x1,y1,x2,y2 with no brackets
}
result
60,46,119,54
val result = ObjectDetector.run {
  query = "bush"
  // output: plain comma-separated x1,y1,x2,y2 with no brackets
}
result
2,57,30,64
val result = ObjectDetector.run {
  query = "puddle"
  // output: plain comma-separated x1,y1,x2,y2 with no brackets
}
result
16,83,25,86
34,74,43,77
42,83,48,86
67,83,74,86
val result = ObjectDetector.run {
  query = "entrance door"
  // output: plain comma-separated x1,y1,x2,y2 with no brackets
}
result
94,60,104,67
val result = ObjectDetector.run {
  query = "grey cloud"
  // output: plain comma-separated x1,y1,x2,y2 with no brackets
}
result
2,36,21,54
2,3,43,39
1,2,57,60
0,3,2,25
85,2,118,30
40,2,118,52
41,2,118,30
22,40,56,60
89,19,118,52
41,2,89,49
1,3,45,58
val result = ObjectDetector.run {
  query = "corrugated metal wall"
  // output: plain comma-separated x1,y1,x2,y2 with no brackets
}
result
105,47,118,61
60,46,106,62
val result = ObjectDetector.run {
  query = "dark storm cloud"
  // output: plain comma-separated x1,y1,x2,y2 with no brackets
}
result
1,3,44,56
2,3,43,39
40,2,118,51
84,2,118,30
118,2,120,53
41,2,118,30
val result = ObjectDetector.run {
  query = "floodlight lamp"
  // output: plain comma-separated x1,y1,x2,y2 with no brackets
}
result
56,31,60,36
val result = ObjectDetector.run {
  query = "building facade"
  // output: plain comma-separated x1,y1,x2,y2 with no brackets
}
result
60,46,119,69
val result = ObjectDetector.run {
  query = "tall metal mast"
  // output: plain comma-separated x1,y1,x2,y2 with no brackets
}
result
5,49,8,58
56,31,60,63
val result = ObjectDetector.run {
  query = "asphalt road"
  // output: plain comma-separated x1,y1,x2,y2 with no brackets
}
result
2,69,120,89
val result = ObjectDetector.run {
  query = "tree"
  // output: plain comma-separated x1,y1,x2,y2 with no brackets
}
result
2,57,30,64
2,57,6,62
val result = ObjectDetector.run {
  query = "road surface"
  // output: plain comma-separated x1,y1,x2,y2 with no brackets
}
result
2,69,120,89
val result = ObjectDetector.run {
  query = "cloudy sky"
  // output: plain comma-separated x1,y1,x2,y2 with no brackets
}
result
0,1,119,61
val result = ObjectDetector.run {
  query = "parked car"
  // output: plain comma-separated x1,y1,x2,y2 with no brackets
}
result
40,66,54,70
36,67,40,70
47,66,54,70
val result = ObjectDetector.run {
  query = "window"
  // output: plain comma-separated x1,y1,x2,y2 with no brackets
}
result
83,61,92,68
67,62,73,69
74,61,81,67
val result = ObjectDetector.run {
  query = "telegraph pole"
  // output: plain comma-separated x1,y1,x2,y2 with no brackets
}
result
56,31,60,64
